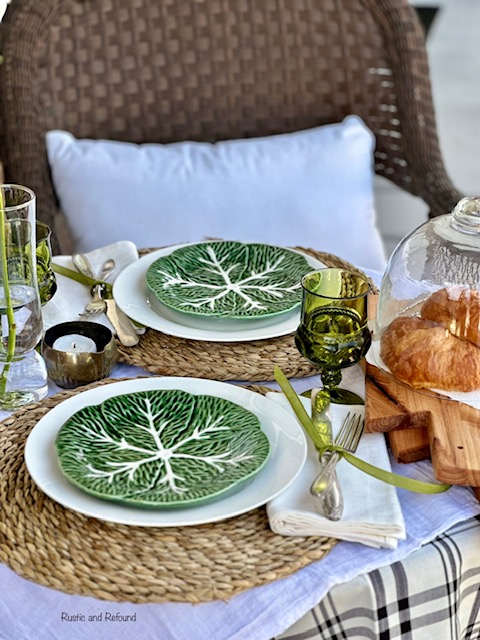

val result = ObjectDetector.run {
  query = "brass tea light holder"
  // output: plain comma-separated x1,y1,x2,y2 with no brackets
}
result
41,321,118,389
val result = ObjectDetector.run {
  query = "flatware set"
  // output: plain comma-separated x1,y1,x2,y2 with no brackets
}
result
72,253,139,347
311,412,365,521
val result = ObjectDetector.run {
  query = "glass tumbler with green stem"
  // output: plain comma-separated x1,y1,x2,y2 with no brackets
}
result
0,184,48,409
295,268,371,405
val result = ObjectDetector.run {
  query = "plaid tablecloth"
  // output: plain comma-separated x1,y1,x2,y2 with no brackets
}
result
278,516,480,640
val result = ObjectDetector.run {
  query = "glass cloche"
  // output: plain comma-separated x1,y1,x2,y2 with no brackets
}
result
372,196,480,396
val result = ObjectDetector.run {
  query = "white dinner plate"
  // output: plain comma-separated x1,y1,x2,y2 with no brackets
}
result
112,244,325,342
25,377,307,527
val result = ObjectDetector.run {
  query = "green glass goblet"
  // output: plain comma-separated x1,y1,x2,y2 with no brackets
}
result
295,268,371,404
36,221,57,305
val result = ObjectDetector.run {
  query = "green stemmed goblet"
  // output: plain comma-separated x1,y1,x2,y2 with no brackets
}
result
36,221,57,305
295,268,371,405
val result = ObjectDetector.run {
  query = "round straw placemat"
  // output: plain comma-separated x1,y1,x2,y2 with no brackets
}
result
0,378,337,604
118,247,370,381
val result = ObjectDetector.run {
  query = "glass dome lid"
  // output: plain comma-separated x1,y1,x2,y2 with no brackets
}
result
373,196,480,396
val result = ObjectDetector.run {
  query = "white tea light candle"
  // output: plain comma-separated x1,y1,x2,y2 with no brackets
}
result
52,334,97,353
42,322,117,389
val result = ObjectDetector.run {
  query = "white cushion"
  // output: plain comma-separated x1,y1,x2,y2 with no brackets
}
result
46,116,386,271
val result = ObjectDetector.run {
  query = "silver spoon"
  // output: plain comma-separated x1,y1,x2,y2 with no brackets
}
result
80,259,116,315
72,254,115,282
73,255,115,315
97,258,115,282
72,253,95,279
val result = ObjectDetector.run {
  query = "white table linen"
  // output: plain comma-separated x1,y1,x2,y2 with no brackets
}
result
1,363,480,640
2,262,479,639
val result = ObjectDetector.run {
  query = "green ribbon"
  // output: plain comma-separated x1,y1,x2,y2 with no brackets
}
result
53,263,113,293
273,365,451,494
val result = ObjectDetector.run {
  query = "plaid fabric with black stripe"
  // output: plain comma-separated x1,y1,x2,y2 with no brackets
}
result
276,516,480,640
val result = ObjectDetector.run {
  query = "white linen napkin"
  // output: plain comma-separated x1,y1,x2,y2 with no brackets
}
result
42,241,140,332
266,369,406,549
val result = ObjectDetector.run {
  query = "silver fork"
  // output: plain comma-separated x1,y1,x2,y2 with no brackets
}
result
80,284,107,316
73,253,114,316
310,412,364,521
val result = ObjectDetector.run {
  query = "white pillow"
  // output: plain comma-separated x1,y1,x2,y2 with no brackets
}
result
46,116,386,271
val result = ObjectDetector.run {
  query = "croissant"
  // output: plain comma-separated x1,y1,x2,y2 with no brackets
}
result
421,287,480,348
380,315,480,392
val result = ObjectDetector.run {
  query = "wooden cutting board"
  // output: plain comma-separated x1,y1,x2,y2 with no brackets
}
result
365,362,480,499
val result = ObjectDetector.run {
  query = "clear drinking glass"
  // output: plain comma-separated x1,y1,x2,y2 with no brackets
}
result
0,184,48,409
295,268,371,404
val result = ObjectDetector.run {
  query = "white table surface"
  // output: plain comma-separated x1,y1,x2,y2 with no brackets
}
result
1,361,479,640
2,265,479,639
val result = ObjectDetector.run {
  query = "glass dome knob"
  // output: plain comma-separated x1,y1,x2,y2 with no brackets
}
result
451,196,480,234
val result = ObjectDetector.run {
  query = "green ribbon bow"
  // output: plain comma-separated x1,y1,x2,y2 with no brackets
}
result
274,365,450,494
52,263,113,293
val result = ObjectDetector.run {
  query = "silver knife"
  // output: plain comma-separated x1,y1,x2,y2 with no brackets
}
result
101,288,139,347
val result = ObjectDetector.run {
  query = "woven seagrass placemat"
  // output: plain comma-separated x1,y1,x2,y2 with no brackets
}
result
117,247,367,381
0,378,337,604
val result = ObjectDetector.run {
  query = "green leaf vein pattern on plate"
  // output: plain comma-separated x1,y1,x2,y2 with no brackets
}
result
145,241,311,319
55,389,270,508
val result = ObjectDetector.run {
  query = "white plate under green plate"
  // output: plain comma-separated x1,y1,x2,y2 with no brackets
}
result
55,388,270,509
24,378,307,527
145,241,311,329
113,243,325,342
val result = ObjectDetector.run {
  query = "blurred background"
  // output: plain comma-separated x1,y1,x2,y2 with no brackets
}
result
0,0,478,259
376,0,480,255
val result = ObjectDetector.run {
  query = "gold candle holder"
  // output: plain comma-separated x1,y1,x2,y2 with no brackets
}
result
41,321,118,389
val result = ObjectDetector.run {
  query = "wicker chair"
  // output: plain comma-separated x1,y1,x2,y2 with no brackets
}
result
0,0,462,253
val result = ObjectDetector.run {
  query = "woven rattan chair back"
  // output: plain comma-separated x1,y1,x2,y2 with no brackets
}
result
0,0,461,251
